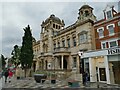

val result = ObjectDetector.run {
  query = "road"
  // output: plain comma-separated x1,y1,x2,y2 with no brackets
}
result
0,77,5,90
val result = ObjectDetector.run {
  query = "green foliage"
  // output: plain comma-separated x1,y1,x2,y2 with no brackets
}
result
0,54,7,69
11,45,21,67
35,70,47,75
20,25,34,70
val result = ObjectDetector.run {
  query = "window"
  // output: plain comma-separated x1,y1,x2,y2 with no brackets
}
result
53,24,55,28
101,42,106,49
79,33,87,44
97,27,104,38
107,24,115,35
67,39,70,48
106,11,112,19
56,25,58,29
118,21,120,26
54,43,56,49
73,37,76,46
109,41,117,48
59,26,60,29
58,41,60,48
85,10,89,17
73,57,77,68
62,40,65,47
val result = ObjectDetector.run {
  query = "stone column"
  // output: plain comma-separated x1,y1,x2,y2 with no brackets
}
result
65,36,67,47
104,56,110,84
70,36,73,47
61,55,64,69
89,58,97,82
77,55,80,73
36,60,39,71
76,34,79,46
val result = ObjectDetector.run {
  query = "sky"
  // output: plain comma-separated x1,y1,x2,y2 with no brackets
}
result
0,1,119,57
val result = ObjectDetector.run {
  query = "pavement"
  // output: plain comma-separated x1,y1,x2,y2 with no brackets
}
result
1,76,120,89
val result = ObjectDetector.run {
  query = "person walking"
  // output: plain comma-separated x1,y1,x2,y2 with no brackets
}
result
4,68,9,83
83,71,86,86
8,69,13,83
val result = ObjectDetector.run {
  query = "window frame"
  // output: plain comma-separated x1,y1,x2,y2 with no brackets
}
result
73,57,77,68
73,37,76,47
97,27,104,38
79,33,87,44
106,10,113,19
108,40,118,48
101,42,106,49
62,40,65,47
107,24,115,36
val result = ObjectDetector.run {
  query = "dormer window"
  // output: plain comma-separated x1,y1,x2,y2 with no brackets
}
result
97,27,104,38
106,10,112,19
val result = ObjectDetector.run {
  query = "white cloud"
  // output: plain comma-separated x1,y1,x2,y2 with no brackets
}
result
1,2,119,57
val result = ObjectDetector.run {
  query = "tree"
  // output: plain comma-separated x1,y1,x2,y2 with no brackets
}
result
0,54,7,69
11,45,21,67
20,25,34,77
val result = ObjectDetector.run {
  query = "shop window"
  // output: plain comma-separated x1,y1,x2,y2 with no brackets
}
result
107,24,115,36
106,10,112,19
97,27,104,38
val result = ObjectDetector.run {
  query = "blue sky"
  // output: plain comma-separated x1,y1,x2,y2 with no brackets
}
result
0,1,119,57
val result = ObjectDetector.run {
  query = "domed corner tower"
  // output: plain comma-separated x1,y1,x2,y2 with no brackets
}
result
77,4,97,22
40,14,65,53
40,14,65,39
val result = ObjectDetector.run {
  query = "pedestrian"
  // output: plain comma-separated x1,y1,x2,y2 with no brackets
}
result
4,68,9,83
83,71,86,86
8,69,13,83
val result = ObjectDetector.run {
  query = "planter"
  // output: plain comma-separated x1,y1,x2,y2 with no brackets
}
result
34,74,47,83
51,79,56,84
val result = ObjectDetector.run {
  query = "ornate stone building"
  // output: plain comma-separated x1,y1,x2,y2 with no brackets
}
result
33,5,96,77
81,5,120,84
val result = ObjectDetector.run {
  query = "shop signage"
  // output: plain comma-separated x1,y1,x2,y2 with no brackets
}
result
108,48,120,55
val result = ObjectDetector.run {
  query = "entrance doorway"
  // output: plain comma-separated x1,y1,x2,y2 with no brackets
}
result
33,61,36,72
112,61,120,84
63,57,67,69
99,68,106,81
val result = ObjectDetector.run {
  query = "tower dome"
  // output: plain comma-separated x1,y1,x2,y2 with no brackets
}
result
77,4,96,22
42,14,64,26
79,5,93,10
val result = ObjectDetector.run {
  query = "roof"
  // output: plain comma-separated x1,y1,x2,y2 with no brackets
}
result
42,14,64,25
79,5,93,10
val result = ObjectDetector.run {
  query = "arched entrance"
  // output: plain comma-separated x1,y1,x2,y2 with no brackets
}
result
63,57,67,69
45,60,48,69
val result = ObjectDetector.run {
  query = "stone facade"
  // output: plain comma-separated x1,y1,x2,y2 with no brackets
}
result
33,5,96,77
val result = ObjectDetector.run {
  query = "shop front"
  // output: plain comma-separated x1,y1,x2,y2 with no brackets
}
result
80,47,120,84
